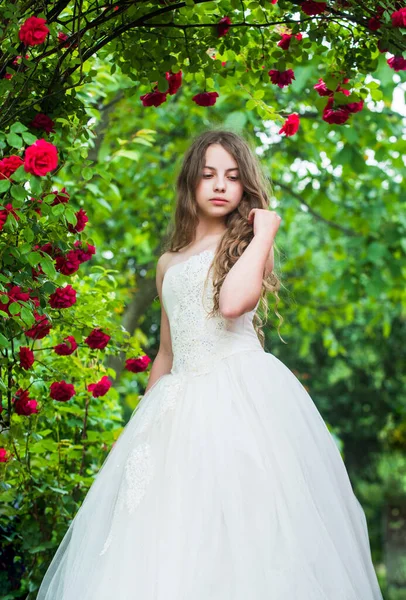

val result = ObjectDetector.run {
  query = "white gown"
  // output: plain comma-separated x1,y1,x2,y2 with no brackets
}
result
37,249,384,600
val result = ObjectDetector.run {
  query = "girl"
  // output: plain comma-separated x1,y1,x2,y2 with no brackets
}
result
37,129,383,600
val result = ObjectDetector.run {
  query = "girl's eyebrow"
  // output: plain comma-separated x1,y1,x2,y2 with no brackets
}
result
204,165,239,171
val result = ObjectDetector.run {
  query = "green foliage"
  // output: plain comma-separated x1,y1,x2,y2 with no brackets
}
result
1,0,406,597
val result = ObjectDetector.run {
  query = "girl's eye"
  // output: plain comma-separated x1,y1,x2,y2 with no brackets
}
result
202,174,239,181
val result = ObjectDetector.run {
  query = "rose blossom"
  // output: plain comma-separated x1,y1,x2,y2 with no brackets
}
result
30,113,55,134
73,241,96,263
24,139,58,176
50,380,75,402
25,312,52,339
279,113,300,136
387,56,406,71
49,284,77,309
217,16,232,37
19,346,35,370
87,375,112,398
55,250,81,275
0,204,20,232
0,448,11,463
67,208,88,233
0,155,24,181
268,68,295,88
13,388,39,416
300,1,327,15
48,186,69,206
125,355,152,373
392,7,406,27
277,32,302,50
140,91,168,107
84,328,111,349
322,98,351,124
54,335,78,355
165,71,182,95
192,92,219,106
18,16,49,46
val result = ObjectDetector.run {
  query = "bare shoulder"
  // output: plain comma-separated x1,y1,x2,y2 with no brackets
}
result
156,251,176,285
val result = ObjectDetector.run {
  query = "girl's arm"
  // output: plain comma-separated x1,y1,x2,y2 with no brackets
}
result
219,209,281,319
144,254,174,393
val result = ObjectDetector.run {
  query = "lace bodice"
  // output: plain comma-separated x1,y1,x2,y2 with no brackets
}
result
162,249,263,376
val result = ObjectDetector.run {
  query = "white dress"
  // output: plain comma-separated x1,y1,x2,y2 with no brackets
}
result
37,249,384,600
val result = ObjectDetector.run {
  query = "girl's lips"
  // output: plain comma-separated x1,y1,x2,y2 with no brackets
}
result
210,199,228,204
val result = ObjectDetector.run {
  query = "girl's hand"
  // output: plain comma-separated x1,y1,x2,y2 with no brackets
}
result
247,208,281,241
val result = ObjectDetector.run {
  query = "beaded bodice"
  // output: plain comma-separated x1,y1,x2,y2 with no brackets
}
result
162,249,263,376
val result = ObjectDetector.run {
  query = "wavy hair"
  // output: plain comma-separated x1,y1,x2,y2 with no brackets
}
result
163,129,286,347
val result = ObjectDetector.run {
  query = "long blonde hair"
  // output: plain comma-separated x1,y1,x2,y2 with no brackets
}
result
164,129,285,347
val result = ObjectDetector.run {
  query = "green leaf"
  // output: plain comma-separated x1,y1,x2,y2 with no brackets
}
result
0,179,11,194
30,174,42,196
26,251,42,266
8,302,21,315
10,184,27,202
39,255,57,278
20,306,35,326
22,131,38,145
6,132,23,149
10,122,28,134
0,333,10,348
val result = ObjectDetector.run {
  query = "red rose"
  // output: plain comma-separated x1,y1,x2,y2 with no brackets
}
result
217,16,232,38
55,250,81,275
140,91,168,107
12,54,30,67
84,328,111,349
192,92,219,106
0,203,20,232
87,375,112,398
48,186,70,206
367,16,381,31
67,208,88,233
322,99,351,124
0,448,11,463
49,284,77,309
125,355,152,373
54,335,78,355
300,1,327,15
24,139,58,176
392,7,406,28
165,71,182,95
387,55,406,71
378,40,388,54
57,31,78,49
268,68,295,88
73,241,96,263
314,78,333,96
37,242,60,258
58,32,69,45
0,155,24,181
345,99,364,114
50,380,75,402
30,113,55,134
277,32,302,50
19,346,35,370
279,113,300,136
18,16,49,46
25,312,52,340
13,388,39,416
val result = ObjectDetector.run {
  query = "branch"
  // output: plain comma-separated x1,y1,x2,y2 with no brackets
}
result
272,179,362,236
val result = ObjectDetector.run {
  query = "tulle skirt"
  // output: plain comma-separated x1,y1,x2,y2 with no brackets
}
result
37,349,383,600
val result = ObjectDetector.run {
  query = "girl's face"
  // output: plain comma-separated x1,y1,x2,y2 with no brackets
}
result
195,144,244,220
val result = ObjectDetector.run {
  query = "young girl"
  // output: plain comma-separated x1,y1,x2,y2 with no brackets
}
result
37,130,383,600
